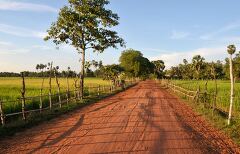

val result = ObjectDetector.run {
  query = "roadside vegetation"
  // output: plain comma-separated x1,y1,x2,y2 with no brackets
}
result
164,44,240,144
170,80,240,112
166,80,240,145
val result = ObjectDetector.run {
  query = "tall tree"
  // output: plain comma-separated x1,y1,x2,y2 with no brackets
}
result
152,60,165,78
192,55,205,79
119,49,143,77
227,45,236,125
134,56,154,78
45,0,125,98
181,59,193,79
119,49,153,78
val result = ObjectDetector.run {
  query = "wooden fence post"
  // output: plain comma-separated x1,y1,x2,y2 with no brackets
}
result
197,86,200,104
39,73,45,113
67,76,70,95
49,62,53,110
74,79,78,102
103,85,106,93
0,100,5,126
66,90,69,107
213,79,218,113
98,85,100,96
21,72,26,121
66,75,70,104
39,90,43,113
54,69,62,108
203,81,208,108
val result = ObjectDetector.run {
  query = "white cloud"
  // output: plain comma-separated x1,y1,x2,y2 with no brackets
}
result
0,43,54,55
0,43,82,72
0,43,30,54
170,30,190,39
150,47,228,69
0,24,47,38
0,1,57,13
0,41,12,46
31,45,53,51
200,22,240,40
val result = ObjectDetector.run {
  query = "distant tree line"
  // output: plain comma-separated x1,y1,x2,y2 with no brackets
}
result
0,70,79,78
0,72,21,77
165,50,240,80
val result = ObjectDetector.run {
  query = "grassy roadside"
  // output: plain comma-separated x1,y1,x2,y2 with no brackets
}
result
170,80,240,114
0,83,137,138
171,90,240,145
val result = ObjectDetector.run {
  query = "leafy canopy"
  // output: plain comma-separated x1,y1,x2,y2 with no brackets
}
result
101,64,124,82
119,49,153,77
119,49,143,73
227,45,236,55
152,60,165,78
44,0,125,52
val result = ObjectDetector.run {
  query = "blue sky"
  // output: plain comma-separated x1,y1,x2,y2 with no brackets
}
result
0,0,240,72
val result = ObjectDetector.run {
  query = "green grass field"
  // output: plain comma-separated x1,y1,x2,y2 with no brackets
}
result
0,77,111,101
170,80,240,116
0,77,112,115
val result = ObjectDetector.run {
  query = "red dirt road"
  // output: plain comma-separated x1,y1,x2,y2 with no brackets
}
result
0,81,239,154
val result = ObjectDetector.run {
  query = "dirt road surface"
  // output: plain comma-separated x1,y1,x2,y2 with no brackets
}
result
0,81,239,154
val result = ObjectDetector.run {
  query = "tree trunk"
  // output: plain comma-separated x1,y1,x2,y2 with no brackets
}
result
66,76,70,99
40,73,45,112
80,49,85,99
228,54,234,125
21,73,26,121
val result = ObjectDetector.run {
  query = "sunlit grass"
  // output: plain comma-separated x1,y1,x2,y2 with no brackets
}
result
0,77,111,101
170,79,240,116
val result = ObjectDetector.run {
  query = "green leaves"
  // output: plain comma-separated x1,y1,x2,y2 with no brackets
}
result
44,0,125,52
101,64,124,81
119,49,153,78
152,60,165,78
227,45,236,55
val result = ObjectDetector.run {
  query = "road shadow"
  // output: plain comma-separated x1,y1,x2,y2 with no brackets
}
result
137,91,167,153
28,114,85,154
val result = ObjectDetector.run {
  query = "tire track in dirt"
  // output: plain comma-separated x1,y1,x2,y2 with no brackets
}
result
0,80,239,154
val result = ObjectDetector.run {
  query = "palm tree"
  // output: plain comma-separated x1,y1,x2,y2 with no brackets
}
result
227,45,236,125
192,55,205,80
36,64,40,72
